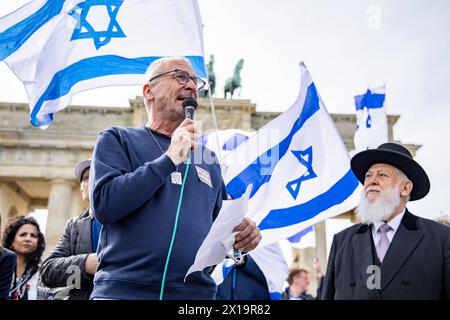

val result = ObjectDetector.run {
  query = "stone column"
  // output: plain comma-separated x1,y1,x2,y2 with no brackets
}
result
46,179,74,252
314,221,328,272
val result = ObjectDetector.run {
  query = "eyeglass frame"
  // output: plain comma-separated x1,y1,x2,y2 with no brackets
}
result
147,69,206,91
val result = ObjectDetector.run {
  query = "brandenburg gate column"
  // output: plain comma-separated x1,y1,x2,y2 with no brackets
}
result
46,179,74,251
314,221,328,271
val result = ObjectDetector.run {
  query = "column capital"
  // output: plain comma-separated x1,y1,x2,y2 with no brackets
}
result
49,178,76,187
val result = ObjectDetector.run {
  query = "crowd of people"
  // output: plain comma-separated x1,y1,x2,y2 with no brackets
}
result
1,57,449,300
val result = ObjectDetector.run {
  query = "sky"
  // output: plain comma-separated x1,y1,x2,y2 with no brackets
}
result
1,0,449,222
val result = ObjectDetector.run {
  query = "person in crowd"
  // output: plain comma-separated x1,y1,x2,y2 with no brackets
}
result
41,159,99,300
282,257,324,300
89,56,261,300
0,213,16,300
2,215,49,300
322,143,450,299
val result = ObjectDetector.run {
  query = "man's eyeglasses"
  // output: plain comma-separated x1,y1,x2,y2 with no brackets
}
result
148,69,206,91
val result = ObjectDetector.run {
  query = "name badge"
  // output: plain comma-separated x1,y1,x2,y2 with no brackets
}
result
171,171,182,185
195,166,212,188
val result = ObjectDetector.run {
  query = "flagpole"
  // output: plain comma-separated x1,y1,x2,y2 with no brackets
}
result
206,86,225,173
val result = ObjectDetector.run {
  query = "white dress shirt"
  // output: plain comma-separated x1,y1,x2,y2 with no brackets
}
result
371,208,405,247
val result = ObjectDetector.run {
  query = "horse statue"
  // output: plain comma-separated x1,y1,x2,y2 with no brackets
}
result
224,58,244,99
200,55,216,97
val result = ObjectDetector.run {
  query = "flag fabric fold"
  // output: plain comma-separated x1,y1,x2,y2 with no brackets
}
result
0,0,206,126
201,128,318,250
222,62,361,248
288,225,316,249
353,86,388,152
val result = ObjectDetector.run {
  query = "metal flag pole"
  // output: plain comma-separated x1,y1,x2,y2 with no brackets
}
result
206,84,226,174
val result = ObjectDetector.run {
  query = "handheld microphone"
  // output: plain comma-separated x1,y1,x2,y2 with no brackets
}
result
182,97,198,120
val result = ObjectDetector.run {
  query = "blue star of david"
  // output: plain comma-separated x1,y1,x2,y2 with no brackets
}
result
286,146,317,200
69,0,126,50
366,113,372,128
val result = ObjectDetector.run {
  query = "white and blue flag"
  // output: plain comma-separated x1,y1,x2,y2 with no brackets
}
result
201,129,288,300
353,86,388,152
0,0,206,126
223,62,361,247
288,225,316,249
200,128,255,168
201,129,317,249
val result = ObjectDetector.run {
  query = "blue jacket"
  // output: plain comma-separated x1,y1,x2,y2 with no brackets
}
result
89,127,227,300
216,255,270,300
0,248,16,300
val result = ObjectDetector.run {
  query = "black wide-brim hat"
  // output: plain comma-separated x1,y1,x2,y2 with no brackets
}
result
350,143,430,201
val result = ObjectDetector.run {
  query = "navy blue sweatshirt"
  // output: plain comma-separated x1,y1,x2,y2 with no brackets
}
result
89,127,227,300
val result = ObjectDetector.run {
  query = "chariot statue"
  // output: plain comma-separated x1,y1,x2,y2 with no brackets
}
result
200,55,215,97
224,58,244,99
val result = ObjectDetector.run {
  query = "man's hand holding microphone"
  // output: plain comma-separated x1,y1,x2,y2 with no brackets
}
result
166,98,199,165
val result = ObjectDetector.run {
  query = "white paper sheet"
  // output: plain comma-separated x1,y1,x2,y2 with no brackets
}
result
184,185,252,281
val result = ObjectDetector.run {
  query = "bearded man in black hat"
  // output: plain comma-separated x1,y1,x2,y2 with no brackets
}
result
322,143,450,300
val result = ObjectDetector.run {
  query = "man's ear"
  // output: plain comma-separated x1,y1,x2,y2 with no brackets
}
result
143,83,154,102
401,180,413,197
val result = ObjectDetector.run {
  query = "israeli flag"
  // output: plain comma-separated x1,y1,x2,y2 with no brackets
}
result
211,242,288,300
202,129,317,250
200,128,255,168
223,62,361,247
0,0,206,127
288,225,316,249
353,86,388,152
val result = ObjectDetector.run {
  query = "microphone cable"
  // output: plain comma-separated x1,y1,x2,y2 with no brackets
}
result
160,97,197,300
159,157,191,300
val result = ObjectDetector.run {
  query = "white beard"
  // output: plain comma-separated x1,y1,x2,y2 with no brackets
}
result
356,184,401,225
